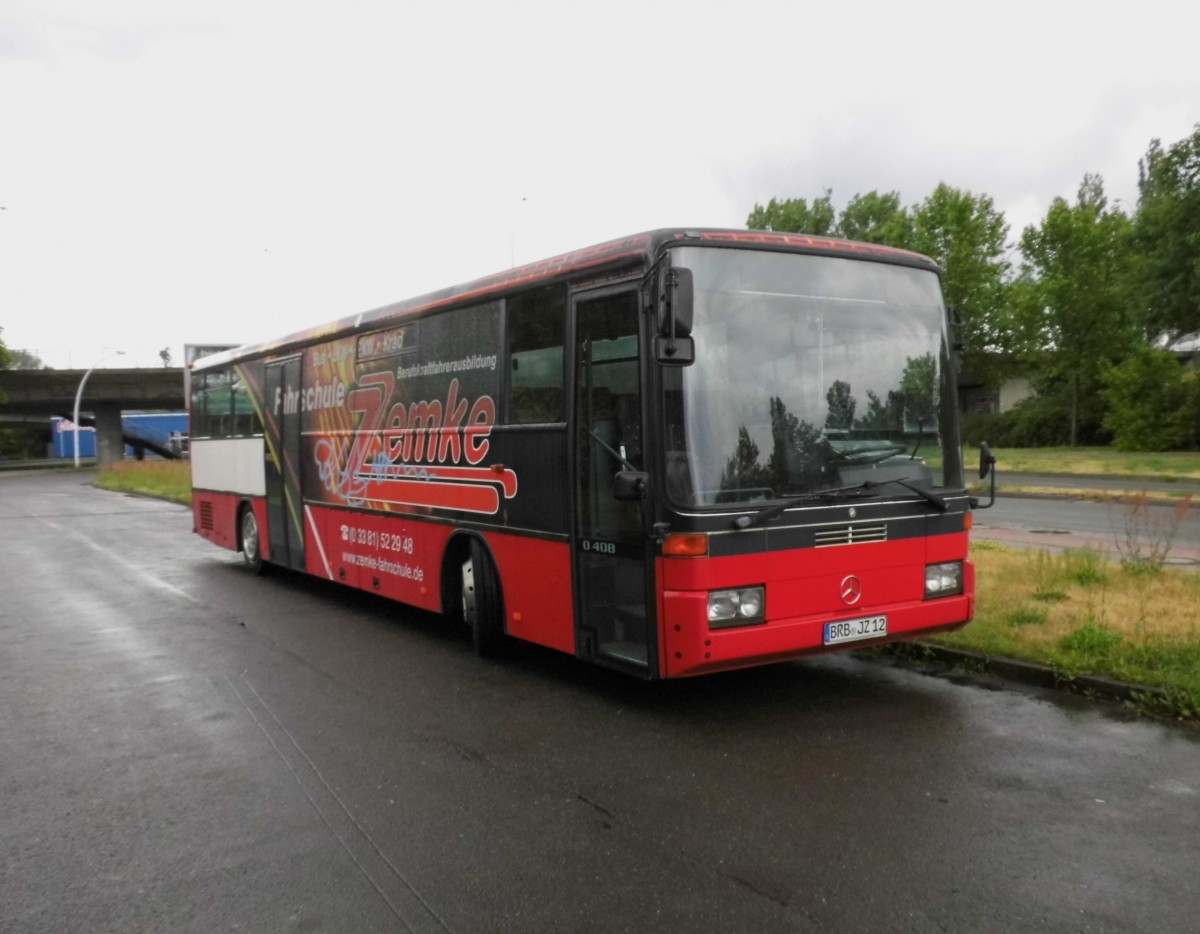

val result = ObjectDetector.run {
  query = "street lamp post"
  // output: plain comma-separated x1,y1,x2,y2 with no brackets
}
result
73,350,125,468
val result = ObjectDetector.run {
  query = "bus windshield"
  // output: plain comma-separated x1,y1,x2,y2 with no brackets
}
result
663,246,964,508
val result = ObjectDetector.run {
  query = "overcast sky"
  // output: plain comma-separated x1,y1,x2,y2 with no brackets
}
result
2,0,1196,369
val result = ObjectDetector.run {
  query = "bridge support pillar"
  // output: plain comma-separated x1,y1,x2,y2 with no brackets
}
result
94,403,125,468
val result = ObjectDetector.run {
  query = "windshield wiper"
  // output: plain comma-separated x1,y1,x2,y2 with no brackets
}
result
731,477,946,529
732,484,881,529
859,477,947,511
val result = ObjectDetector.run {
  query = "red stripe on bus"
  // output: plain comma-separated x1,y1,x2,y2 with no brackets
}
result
360,478,501,514
356,464,518,499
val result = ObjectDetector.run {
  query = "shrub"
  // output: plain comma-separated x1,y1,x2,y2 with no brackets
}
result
1102,346,1194,451
961,412,1009,448
963,378,1113,449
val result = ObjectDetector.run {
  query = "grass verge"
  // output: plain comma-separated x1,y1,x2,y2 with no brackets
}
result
928,542,1200,718
992,447,1200,481
94,460,192,506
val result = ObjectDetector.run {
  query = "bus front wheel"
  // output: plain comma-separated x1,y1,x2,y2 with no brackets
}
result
462,540,504,656
240,505,267,576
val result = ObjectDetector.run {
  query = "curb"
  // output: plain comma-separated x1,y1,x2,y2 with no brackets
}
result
0,461,94,474
880,642,1176,711
991,487,1200,508
1000,470,1200,485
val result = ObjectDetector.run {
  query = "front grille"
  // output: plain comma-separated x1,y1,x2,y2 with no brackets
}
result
813,523,888,547
199,500,214,531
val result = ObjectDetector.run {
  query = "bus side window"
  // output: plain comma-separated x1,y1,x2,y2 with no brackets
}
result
615,392,641,468
507,285,566,424
231,371,260,436
205,368,233,438
190,372,208,438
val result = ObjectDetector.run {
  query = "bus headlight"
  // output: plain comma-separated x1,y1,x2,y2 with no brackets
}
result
925,561,964,598
708,586,766,628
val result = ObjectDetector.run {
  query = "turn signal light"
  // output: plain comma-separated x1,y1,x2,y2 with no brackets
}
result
663,533,708,557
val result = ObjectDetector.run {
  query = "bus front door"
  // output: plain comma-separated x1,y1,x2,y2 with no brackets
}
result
573,288,654,674
264,357,306,571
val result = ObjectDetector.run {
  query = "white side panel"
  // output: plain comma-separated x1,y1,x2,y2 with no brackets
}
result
191,438,267,496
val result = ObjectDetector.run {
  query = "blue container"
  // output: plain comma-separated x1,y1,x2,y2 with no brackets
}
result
51,418,96,458
50,413,189,459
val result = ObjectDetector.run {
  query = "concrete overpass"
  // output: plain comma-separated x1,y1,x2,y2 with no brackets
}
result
0,368,186,466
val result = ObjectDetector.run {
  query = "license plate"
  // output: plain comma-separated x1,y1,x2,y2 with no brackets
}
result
824,615,888,645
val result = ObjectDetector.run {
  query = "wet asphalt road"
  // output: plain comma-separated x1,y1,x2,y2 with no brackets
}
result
973,490,1200,566
3,470,1200,933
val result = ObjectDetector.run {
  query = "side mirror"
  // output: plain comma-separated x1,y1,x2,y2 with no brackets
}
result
979,441,996,480
613,470,649,501
655,266,695,366
972,442,997,510
654,335,695,365
657,267,694,337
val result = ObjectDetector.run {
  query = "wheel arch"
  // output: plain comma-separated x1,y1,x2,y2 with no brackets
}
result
236,498,253,554
439,530,501,620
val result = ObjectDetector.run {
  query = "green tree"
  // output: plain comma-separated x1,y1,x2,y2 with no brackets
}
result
746,190,836,236
906,184,1013,384
8,348,43,369
0,328,44,459
1019,175,1138,446
1003,273,1054,358
900,353,938,428
719,425,769,496
834,191,913,245
0,327,12,411
824,380,856,430
856,388,904,432
0,327,12,375
1136,125,1200,340
766,397,831,490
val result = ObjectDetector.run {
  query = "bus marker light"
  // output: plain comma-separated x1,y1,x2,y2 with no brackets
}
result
663,533,708,557
964,511,974,530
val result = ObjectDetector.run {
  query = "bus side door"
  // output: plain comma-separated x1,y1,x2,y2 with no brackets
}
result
264,356,306,571
572,286,655,675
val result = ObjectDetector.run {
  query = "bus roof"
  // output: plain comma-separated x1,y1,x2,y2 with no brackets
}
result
191,228,940,371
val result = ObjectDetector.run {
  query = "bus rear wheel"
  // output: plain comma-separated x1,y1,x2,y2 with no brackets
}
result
462,540,504,656
240,505,267,576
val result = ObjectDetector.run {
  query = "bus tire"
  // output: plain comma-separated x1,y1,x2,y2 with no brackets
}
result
240,504,268,576
462,539,504,656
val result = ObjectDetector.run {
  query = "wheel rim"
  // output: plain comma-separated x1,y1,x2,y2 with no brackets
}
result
242,511,259,562
461,556,476,624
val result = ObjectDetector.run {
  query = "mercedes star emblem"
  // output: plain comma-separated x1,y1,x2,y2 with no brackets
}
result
840,574,863,605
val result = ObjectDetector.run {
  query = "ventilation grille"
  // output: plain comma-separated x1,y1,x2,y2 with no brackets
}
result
199,500,214,531
813,523,888,547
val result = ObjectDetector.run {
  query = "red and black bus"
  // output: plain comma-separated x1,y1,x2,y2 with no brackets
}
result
189,228,985,678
